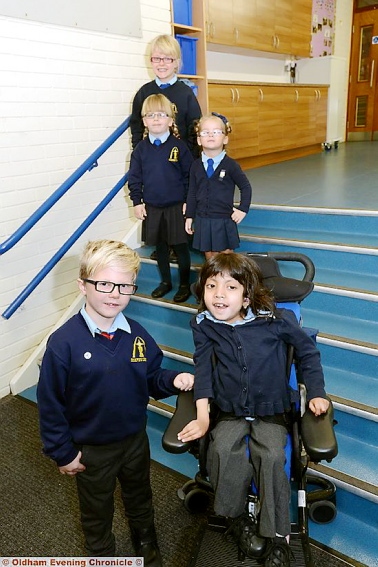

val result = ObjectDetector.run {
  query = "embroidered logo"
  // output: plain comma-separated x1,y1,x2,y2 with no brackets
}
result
168,147,179,162
131,336,147,362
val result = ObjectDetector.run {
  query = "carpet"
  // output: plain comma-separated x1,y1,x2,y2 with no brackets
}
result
0,395,206,564
0,395,358,567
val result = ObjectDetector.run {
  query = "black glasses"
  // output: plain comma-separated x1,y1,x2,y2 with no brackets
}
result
83,279,138,295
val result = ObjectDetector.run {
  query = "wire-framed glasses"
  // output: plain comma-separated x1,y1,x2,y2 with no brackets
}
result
144,112,170,119
83,279,138,295
199,130,225,137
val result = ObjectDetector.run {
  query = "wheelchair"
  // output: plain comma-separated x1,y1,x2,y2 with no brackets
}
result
162,252,338,567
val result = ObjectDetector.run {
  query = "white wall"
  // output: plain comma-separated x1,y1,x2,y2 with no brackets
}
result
0,0,171,398
0,0,354,399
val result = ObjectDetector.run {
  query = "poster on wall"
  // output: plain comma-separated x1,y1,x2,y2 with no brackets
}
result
0,0,142,37
311,0,335,57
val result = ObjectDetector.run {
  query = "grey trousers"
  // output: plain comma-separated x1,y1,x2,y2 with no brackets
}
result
207,417,291,538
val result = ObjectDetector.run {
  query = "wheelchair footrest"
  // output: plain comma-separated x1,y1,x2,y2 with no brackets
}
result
189,524,310,566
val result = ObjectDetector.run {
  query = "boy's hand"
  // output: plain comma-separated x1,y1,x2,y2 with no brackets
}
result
231,208,246,224
174,372,194,391
185,218,194,235
309,397,330,416
177,417,210,442
58,451,86,476
134,204,147,220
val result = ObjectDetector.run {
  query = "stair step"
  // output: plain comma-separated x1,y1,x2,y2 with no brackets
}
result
301,291,378,347
319,344,378,411
321,408,378,491
242,206,378,248
307,486,378,567
238,241,378,295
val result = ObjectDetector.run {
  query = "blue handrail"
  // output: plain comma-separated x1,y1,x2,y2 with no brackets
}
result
2,116,131,319
2,173,129,320
0,116,130,256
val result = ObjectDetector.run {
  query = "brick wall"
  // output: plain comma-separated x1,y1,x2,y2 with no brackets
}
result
0,0,171,397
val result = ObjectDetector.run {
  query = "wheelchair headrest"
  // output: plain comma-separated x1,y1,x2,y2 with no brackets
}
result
245,254,314,303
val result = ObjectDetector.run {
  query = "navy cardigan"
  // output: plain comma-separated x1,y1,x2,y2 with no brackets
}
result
191,308,326,417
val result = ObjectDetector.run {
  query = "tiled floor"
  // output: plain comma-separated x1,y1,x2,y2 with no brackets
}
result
245,141,378,210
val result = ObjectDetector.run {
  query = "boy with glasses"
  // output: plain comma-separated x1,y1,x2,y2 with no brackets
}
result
37,239,194,565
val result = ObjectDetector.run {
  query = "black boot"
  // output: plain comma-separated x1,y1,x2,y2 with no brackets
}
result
129,524,162,567
224,513,267,560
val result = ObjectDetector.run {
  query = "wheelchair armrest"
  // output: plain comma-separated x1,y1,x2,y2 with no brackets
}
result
162,390,197,454
301,401,338,463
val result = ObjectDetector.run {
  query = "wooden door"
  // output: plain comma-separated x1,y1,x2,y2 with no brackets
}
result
233,0,257,49
347,9,378,140
232,85,259,158
291,0,312,57
206,0,234,45
257,86,285,154
274,0,293,55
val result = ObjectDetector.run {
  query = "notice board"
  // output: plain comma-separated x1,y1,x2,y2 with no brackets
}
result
0,0,142,37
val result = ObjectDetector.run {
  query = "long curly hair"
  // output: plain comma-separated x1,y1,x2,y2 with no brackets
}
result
194,252,275,317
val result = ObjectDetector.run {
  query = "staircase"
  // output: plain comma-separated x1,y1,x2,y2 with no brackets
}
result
131,204,378,567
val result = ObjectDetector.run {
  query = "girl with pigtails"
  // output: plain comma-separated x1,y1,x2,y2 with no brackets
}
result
185,113,252,260
128,94,193,303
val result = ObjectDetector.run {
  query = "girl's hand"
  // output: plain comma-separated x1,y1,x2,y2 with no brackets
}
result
174,373,194,391
309,397,330,416
134,204,147,220
182,203,187,216
231,208,246,224
185,218,194,235
58,451,86,476
177,417,210,442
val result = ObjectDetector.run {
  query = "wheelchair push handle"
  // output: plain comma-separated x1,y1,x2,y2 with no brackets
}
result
246,251,315,303
265,252,315,282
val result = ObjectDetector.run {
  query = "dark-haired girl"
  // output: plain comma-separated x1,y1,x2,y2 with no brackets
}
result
178,252,329,567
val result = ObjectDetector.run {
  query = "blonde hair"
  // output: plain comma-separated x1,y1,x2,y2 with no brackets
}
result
79,240,140,280
150,34,182,72
141,94,180,139
195,113,232,136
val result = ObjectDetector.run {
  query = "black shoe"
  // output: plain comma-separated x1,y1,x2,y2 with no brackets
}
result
264,536,292,567
150,250,157,261
130,525,162,567
151,282,172,298
224,513,267,560
173,285,191,303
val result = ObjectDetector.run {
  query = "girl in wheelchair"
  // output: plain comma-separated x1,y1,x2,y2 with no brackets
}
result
177,252,329,567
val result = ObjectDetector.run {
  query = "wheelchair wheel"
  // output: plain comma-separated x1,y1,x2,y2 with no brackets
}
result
308,499,337,523
184,488,210,514
177,479,198,501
